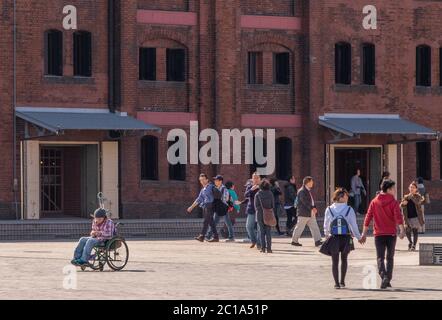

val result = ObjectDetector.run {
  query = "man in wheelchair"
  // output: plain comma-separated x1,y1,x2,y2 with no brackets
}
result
71,208,115,267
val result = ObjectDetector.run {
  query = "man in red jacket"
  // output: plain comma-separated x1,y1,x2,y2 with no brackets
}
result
361,179,405,289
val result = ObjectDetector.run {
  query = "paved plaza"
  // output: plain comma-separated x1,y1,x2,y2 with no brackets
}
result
1,235,442,300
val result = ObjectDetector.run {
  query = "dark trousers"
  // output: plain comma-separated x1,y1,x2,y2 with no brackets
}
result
375,235,397,281
285,207,298,233
406,227,419,246
331,252,349,285
201,204,218,238
257,221,272,250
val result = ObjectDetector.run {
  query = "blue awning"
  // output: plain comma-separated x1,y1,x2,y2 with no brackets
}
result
16,108,160,134
319,114,437,137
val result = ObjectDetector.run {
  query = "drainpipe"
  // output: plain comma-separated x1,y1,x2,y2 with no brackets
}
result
13,0,19,219
108,0,115,113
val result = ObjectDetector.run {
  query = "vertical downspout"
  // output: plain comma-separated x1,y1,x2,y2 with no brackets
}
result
108,0,115,113
13,0,18,219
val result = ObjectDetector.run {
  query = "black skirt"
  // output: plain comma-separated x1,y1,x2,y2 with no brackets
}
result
319,235,355,256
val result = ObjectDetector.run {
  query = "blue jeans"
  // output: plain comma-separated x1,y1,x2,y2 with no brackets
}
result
206,213,235,239
257,221,272,250
74,237,101,262
246,214,261,246
353,194,362,213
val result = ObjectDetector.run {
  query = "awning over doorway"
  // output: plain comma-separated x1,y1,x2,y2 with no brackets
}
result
319,114,437,138
16,107,160,135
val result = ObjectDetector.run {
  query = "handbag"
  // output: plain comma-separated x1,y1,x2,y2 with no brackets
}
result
258,195,277,227
319,237,333,256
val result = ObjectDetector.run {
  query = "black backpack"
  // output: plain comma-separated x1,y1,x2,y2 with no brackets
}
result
213,186,229,217
329,206,351,236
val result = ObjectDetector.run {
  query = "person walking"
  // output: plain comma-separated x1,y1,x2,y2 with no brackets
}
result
351,169,366,215
270,178,284,235
255,179,275,253
362,179,406,289
378,172,390,191
291,177,323,247
221,181,241,238
416,177,428,234
187,174,218,242
206,175,235,242
400,181,425,251
284,176,298,236
321,188,365,289
244,172,262,249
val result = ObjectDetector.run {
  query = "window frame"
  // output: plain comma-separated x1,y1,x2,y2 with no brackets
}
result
45,29,63,76
335,42,352,85
141,136,159,181
273,52,291,85
73,31,92,77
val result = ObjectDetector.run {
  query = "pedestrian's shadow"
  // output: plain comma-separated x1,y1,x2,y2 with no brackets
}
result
272,249,316,255
347,287,442,293
79,269,147,273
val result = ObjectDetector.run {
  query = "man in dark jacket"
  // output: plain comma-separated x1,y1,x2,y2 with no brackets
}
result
291,177,323,247
244,172,262,249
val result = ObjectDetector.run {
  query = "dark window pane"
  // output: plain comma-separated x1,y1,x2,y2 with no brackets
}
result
139,48,156,81
73,31,92,77
166,48,185,82
45,30,63,76
335,42,351,85
362,43,376,85
416,142,431,180
168,138,186,181
416,45,431,87
248,52,263,84
141,136,159,181
276,138,292,180
274,52,290,85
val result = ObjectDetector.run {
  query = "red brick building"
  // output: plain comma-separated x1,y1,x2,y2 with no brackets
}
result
0,0,440,220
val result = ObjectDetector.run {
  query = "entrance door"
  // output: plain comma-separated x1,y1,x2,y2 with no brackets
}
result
40,148,63,216
333,147,382,214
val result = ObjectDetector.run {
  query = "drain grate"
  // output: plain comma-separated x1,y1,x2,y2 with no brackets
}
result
433,246,442,265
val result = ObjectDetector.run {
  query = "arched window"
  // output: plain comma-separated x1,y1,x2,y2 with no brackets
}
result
141,136,159,181
168,137,186,181
335,42,351,84
416,45,431,87
73,31,92,77
276,138,292,180
362,43,375,85
45,30,63,76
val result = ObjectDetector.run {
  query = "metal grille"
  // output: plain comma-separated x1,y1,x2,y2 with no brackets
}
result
433,246,442,265
40,148,63,214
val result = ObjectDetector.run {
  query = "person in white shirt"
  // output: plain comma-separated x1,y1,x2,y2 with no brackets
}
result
321,188,365,289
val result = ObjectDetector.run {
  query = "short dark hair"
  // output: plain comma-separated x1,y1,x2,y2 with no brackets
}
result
381,179,396,193
269,178,277,186
225,181,234,189
199,173,208,180
303,176,314,185
382,171,390,179
259,179,271,191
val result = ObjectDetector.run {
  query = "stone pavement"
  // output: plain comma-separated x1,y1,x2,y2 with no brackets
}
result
1,235,442,300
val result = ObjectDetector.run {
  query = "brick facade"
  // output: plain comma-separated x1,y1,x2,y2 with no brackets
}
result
0,0,441,219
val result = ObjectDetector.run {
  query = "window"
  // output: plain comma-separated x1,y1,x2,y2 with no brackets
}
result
274,52,290,85
250,138,267,175
139,48,156,81
276,138,292,180
73,31,92,77
141,136,159,181
45,30,63,76
168,138,186,181
416,45,431,87
335,42,351,85
362,43,376,85
166,48,186,82
416,142,431,181
248,52,263,84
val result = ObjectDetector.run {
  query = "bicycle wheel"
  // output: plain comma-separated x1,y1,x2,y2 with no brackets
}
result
105,237,129,271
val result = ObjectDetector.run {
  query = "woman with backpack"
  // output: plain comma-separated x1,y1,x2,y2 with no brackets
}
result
254,179,276,254
321,188,365,289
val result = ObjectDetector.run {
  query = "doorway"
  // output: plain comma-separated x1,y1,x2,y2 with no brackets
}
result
331,146,382,214
39,145,99,218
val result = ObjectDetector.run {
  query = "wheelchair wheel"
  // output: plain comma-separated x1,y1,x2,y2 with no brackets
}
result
86,247,106,271
105,237,129,271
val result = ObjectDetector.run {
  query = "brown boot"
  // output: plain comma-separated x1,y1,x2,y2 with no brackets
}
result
194,235,205,242
208,237,219,243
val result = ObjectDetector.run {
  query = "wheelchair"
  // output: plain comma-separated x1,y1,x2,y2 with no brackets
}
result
80,222,129,272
